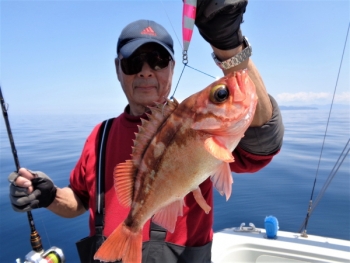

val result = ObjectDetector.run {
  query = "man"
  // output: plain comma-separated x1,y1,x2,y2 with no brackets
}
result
9,1,284,262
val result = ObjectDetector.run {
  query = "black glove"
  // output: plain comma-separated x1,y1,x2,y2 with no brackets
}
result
8,170,57,212
195,0,248,50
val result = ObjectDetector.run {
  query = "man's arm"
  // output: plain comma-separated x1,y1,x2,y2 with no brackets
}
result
48,186,86,218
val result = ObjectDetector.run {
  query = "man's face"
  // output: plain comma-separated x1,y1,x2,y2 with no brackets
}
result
116,43,175,115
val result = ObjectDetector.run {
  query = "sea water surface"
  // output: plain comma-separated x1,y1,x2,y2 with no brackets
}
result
0,108,349,262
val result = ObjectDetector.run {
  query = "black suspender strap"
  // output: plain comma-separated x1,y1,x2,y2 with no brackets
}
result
150,221,167,241
93,117,167,242
95,118,114,235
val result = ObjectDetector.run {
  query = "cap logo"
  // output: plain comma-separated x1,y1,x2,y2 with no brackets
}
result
141,26,157,36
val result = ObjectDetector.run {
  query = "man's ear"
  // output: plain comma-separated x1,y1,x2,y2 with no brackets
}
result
169,59,175,75
115,58,121,81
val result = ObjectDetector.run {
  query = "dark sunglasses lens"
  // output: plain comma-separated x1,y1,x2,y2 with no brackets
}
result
121,56,143,75
121,51,171,75
148,51,170,70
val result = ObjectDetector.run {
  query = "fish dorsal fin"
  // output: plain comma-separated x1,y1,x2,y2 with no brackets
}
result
210,162,233,201
131,99,179,168
114,160,135,207
152,199,185,233
204,137,235,163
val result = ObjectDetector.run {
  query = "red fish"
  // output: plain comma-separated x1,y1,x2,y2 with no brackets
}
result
94,69,257,263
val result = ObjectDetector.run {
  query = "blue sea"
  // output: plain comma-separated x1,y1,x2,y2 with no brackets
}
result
0,108,349,262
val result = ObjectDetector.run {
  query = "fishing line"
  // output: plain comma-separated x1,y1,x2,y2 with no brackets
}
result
160,0,182,49
185,64,216,79
41,217,52,248
170,64,186,100
170,64,216,100
163,0,215,100
311,140,349,211
170,63,216,99
300,21,350,236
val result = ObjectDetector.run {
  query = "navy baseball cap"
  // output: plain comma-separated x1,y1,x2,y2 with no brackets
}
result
117,19,174,59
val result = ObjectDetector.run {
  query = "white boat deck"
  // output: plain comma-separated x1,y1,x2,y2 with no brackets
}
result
212,227,350,263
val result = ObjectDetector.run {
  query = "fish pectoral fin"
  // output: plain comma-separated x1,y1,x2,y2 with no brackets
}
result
211,162,233,201
152,199,185,233
204,137,235,163
192,187,211,214
114,160,134,207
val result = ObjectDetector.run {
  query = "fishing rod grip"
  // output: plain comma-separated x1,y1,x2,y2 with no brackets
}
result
27,211,43,252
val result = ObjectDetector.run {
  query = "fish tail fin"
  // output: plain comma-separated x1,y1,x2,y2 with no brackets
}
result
94,222,142,263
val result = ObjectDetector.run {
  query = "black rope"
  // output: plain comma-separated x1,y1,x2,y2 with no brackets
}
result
300,21,350,235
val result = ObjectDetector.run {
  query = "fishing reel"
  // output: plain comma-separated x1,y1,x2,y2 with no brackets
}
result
16,246,65,263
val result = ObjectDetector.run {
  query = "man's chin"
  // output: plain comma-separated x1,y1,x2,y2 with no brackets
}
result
137,99,160,108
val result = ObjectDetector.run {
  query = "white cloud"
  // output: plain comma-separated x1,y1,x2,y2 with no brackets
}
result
276,92,350,104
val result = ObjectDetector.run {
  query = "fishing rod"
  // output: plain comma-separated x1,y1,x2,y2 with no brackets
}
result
0,86,43,253
0,86,64,263
299,21,350,237
298,138,350,234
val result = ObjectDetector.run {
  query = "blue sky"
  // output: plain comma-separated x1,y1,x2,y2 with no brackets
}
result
1,0,349,115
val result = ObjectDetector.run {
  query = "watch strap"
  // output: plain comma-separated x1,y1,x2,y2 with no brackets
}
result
212,36,252,70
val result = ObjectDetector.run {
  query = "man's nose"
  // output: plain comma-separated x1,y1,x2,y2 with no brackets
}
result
138,62,154,77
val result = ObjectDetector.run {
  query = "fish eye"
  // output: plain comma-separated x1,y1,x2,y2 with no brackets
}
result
209,84,229,104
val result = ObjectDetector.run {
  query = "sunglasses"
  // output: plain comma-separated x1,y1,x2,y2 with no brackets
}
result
120,50,172,75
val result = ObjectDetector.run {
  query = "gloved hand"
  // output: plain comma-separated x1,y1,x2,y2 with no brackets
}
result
195,0,248,50
8,169,57,212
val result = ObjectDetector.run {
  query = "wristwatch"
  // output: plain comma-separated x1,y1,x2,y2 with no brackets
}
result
212,36,252,70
